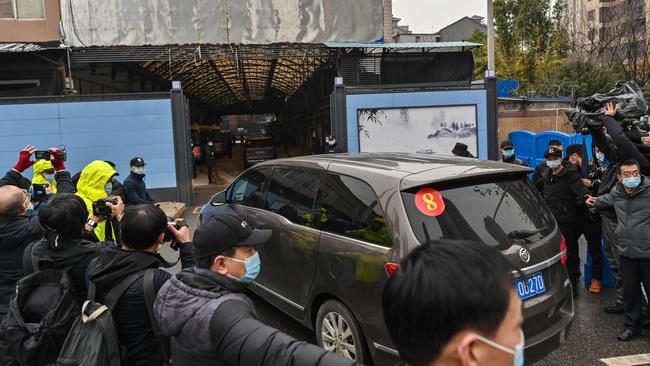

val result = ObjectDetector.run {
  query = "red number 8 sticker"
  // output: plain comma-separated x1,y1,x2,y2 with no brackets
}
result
415,188,446,217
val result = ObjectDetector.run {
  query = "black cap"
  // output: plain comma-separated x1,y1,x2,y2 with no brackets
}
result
104,160,119,176
500,140,514,149
193,213,271,259
544,147,563,158
130,157,146,167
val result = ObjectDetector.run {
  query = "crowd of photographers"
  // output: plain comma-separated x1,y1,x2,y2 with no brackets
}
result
499,82,650,343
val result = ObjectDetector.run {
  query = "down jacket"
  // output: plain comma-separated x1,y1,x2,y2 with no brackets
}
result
154,267,358,366
596,177,650,259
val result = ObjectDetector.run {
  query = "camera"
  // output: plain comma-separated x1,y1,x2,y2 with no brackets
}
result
34,149,67,161
163,218,188,250
566,108,603,135
92,198,117,217
30,184,48,203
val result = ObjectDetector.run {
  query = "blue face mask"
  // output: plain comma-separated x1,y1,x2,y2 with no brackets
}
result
502,149,515,159
623,177,641,188
104,182,113,196
227,252,261,284
596,153,605,162
43,174,55,183
132,166,145,175
473,330,524,366
546,160,562,170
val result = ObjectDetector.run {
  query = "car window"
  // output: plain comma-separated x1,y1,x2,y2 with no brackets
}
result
402,178,555,249
316,173,392,247
264,167,320,226
227,168,270,208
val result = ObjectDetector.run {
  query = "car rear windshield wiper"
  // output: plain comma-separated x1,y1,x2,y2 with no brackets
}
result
507,226,548,240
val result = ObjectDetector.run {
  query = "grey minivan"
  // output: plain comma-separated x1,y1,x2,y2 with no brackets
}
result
201,153,573,365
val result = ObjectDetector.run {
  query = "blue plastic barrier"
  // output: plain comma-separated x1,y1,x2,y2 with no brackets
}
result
584,241,616,288
508,130,536,165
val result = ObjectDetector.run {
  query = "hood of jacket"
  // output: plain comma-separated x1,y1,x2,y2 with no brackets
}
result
32,238,100,269
32,160,57,192
155,267,247,337
76,160,116,202
88,246,167,291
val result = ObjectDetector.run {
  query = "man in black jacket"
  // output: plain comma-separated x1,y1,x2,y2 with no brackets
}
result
154,213,358,366
0,145,72,318
565,143,604,294
531,140,563,184
87,204,195,366
499,140,527,166
123,157,155,205
22,194,124,301
537,147,589,297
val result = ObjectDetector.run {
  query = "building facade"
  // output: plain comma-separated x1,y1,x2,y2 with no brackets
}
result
563,0,650,61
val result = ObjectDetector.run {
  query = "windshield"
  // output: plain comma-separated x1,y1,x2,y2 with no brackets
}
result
402,177,554,250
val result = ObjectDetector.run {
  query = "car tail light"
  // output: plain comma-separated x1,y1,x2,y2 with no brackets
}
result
559,235,567,266
385,262,400,278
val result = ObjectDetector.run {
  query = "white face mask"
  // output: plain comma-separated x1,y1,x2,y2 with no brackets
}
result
132,166,145,175
471,330,525,366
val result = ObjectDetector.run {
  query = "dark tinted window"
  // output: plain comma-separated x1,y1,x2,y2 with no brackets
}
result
402,178,554,250
227,168,269,208
317,174,392,247
264,168,319,226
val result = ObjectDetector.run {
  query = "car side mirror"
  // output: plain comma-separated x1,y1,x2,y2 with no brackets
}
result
210,191,227,206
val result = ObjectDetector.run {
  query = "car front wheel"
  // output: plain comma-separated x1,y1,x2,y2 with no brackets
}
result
315,300,369,364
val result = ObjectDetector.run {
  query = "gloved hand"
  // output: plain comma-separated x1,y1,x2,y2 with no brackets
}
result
12,145,37,173
50,148,66,171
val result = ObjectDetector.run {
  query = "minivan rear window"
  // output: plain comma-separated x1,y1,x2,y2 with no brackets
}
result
402,178,554,249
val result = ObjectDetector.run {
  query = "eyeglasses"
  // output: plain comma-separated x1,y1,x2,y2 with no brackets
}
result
620,172,641,178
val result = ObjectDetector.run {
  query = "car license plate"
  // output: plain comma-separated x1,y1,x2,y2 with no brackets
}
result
515,272,546,300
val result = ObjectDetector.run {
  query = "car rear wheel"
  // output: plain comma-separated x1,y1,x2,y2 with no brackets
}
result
315,300,369,364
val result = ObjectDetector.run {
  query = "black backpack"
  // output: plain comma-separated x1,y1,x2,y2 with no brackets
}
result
0,268,80,366
56,269,166,366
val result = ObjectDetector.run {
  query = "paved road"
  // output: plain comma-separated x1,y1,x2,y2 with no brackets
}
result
162,147,650,366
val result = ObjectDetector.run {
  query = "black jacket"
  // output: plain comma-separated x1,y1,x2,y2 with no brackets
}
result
537,164,589,224
154,267,357,366
0,170,74,318
123,172,155,205
0,212,42,318
0,170,31,189
86,243,195,366
23,238,101,302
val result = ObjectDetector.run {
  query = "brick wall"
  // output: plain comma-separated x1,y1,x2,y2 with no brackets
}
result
498,99,575,142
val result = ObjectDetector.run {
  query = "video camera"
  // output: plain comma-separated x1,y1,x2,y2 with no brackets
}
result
92,198,118,218
34,148,67,161
163,218,188,250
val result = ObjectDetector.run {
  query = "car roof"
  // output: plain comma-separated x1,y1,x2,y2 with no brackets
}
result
257,152,532,189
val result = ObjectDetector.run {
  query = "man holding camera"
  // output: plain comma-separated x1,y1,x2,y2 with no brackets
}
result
75,160,120,242
87,204,195,366
568,103,650,312
0,145,71,318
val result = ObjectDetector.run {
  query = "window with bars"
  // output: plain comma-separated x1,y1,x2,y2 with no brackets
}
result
0,0,44,19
